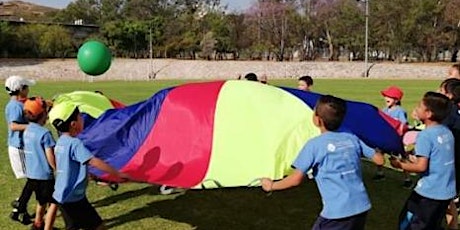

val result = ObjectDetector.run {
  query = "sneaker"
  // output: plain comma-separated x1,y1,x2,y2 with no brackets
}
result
10,199,19,209
402,179,413,189
372,173,385,181
10,211,33,225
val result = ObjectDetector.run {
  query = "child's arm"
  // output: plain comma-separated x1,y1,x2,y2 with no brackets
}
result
372,151,385,166
45,147,56,171
390,156,428,173
261,169,304,192
9,121,27,131
88,157,130,180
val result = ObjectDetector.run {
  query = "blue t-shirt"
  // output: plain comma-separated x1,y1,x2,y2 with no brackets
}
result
383,106,407,124
293,132,375,219
5,99,26,148
414,125,456,200
53,135,93,203
24,123,56,180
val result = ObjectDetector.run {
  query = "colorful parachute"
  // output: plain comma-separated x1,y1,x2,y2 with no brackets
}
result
58,81,403,189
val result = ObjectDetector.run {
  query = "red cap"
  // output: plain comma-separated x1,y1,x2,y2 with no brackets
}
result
381,86,404,101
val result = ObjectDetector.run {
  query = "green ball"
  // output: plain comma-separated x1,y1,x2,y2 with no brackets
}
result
77,41,112,76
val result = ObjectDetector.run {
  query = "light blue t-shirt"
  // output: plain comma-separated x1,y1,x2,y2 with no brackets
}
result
53,135,93,203
5,99,26,148
383,106,407,124
24,123,56,180
293,132,375,219
414,125,456,200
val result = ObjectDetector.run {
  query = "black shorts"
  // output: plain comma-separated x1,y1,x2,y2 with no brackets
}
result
399,191,450,230
59,197,103,230
312,211,367,230
28,178,56,205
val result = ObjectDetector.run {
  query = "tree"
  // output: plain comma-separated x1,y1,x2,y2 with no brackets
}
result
0,22,13,57
54,0,101,25
246,0,299,61
15,24,48,57
39,26,73,58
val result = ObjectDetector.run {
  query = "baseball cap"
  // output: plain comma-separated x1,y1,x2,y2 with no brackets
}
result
5,76,36,93
381,86,404,101
48,101,78,129
24,97,47,117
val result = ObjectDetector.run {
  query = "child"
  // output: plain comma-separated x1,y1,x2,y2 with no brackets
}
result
298,76,313,91
261,95,384,230
391,92,455,230
438,78,460,229
374,86,412,189
48,101,130,230
448,63,460,79
5,75,35,224
244,73,258,81
23,97,58,230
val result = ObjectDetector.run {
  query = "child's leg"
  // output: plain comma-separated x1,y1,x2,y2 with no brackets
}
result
44,203,58,230
446,200,459,230
32,203,46,229
60,197,103,230
11,179,34,225
403,192,450,229
8,147,26,179
15,180,34,213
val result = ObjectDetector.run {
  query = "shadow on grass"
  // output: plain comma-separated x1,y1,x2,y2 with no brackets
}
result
105,185,318,230
103,162,411,230
92,186,158,208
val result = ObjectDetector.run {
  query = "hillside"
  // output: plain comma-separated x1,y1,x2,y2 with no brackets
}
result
0,0,58,21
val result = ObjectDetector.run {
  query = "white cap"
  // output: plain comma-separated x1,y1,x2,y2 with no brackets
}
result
5,76,35,93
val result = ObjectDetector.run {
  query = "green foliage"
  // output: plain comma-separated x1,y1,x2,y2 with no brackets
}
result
4,0,460,60
39,26,73,58
0,22,13,57
15,24,48,57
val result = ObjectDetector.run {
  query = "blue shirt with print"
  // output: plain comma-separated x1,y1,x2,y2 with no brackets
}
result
414,125,456,200
53,135,93,203
293,132,375,219
383,106,407,124
24,123,56,180
5,99,26,148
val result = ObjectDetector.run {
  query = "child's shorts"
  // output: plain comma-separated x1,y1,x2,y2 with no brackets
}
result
28,179,56,205
399,191,450,230
59,197,103,230
312,211,367,230
8,146,26,179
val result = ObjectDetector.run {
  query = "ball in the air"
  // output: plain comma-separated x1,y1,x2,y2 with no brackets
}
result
77,41,112,76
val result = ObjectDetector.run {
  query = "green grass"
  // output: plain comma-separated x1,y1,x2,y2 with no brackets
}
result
0,79,441,230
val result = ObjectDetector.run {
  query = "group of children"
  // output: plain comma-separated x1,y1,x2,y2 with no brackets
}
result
5,76,129,230
262,64,460,230
5,65,460,230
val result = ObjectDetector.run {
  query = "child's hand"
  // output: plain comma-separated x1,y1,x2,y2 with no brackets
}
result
117,172,132,182
411,109,419,120
389,157,402,169
260,178,273,192
408,154,417,163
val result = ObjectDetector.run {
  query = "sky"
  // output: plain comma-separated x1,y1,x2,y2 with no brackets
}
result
18,0,253,11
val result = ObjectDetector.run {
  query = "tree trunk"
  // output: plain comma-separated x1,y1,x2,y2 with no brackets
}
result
326,29,334,61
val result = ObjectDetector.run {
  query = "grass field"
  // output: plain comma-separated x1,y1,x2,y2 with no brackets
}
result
0,79,443,230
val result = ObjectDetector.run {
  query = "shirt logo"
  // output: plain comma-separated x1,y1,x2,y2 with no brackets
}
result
437,136,443,144
327,143,336,152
